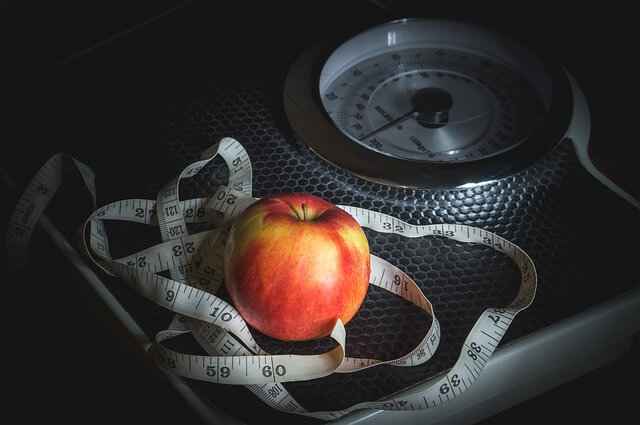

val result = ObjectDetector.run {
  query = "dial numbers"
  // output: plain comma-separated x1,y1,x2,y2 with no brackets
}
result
321,48,546,163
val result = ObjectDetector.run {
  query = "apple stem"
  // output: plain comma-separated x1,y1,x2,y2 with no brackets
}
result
302,203,308,221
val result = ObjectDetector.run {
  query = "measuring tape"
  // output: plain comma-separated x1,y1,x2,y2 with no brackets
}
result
5,137,536,421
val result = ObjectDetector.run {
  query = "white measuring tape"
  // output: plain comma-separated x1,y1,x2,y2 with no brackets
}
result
5,137,536,421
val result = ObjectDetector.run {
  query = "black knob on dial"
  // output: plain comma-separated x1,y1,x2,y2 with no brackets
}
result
411,87,454,129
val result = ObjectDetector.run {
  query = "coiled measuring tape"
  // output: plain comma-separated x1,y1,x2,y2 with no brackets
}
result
5,137,536,421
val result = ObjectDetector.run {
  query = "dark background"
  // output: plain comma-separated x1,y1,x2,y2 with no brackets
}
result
1,1,638,424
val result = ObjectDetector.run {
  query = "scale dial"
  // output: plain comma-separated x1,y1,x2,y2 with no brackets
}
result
321,47,546,163
284,19,573,188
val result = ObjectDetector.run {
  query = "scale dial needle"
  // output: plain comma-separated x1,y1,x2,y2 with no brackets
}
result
359,87,454,141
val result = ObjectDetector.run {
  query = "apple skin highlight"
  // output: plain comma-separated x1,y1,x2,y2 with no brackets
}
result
223,193,370,341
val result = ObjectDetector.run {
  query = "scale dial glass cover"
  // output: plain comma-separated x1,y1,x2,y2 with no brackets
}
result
284,18,572,188
319,19,550,163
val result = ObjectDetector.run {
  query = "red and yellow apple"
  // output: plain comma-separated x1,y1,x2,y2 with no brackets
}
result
223,193,370,341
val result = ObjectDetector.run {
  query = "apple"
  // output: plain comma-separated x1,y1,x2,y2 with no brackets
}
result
223,193,370,341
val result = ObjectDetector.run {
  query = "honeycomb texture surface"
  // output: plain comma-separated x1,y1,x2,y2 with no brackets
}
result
91,72,638,423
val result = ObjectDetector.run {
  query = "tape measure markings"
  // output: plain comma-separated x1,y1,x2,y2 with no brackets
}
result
152,139,252,302
154,319,347,385
85,197,227,227
100,253,274,360
5,153,96,268
153,138,252,295
5,137,536,421
84,200,227,292
151,250,440,377
84,140,532,417
147,240,439,411
149,166,534,417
